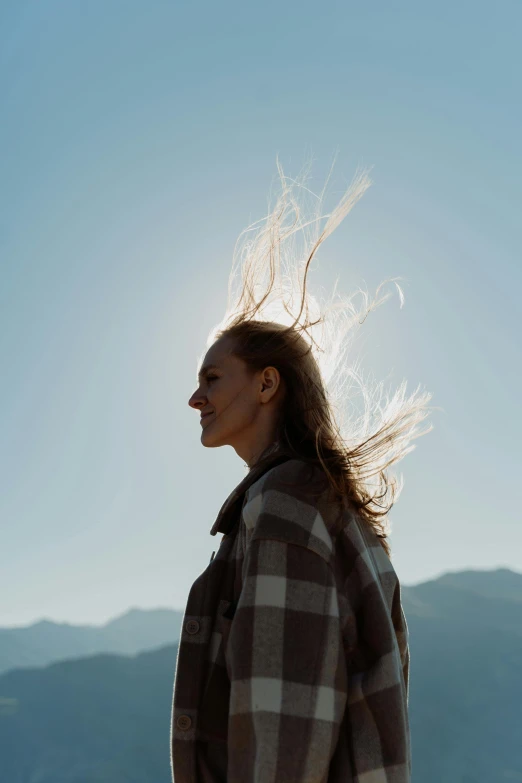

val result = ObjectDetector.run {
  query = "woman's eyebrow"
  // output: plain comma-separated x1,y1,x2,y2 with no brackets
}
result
197,363,220,381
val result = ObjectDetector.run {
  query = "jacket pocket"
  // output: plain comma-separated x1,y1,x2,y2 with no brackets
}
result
197,599,235,743
217,598,235,653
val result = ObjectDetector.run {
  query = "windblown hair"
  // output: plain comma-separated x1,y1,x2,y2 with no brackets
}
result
206,157,434,557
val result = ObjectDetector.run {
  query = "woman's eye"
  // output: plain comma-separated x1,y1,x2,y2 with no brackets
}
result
206,375,218,383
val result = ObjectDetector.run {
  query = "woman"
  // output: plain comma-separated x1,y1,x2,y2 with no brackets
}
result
170,161,433,783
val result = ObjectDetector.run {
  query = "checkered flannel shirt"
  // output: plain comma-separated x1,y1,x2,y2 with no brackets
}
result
170,455,411,782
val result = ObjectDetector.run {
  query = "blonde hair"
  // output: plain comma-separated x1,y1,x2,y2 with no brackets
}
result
206,157,434,557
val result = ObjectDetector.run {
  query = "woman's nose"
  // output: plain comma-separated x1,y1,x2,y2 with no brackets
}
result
188,391,205,409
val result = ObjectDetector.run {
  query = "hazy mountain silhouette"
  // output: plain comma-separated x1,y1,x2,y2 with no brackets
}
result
0,567,520,783
0,607,183,676
0,644,177,783
402,567,522,782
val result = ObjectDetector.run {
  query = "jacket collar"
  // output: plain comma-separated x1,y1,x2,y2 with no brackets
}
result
210,443,289,537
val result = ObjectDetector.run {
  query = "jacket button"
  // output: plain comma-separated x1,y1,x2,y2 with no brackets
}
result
185,619,200,635
176,714,192,731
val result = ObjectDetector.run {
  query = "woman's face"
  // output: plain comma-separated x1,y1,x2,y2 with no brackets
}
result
188,336,281,453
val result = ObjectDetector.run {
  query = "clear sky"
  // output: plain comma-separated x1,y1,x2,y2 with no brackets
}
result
1,0,520,627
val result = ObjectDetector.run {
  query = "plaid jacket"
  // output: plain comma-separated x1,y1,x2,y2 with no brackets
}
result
170,451,411,782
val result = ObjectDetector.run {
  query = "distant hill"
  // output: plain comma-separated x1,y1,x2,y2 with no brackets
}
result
0,567,521,782
0,644,178,783
0,607,183,676
402,566,522,633
403,567,522,782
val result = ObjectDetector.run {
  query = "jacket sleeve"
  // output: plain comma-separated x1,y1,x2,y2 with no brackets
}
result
225,527,347,782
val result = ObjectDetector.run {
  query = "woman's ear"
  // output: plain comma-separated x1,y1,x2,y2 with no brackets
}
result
260,366,281,401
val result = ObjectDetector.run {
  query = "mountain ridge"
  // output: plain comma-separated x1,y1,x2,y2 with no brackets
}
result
1,566,520,677
1,567,521,781
0,607,184,676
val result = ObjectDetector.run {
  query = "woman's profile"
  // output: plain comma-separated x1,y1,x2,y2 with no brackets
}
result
170,159,433,783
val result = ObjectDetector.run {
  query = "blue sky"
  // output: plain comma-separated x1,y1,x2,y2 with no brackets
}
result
1,0,520,626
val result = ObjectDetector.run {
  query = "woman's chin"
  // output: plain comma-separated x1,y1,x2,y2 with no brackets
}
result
200,427,223,448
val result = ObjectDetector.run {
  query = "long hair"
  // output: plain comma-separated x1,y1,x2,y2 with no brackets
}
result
205,157,434,557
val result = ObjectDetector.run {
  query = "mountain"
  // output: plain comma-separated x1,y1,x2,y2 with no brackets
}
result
403,567,522,782
402,566,522,633
0,644,178,783
0,607,184,676
0,567,521,782
431,566,522,603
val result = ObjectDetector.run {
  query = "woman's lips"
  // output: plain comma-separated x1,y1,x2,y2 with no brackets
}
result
200,413,213,425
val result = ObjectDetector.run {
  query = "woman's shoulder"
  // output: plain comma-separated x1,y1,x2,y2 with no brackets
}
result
266,456,316,480
243,458,337,562
248,457,327,499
